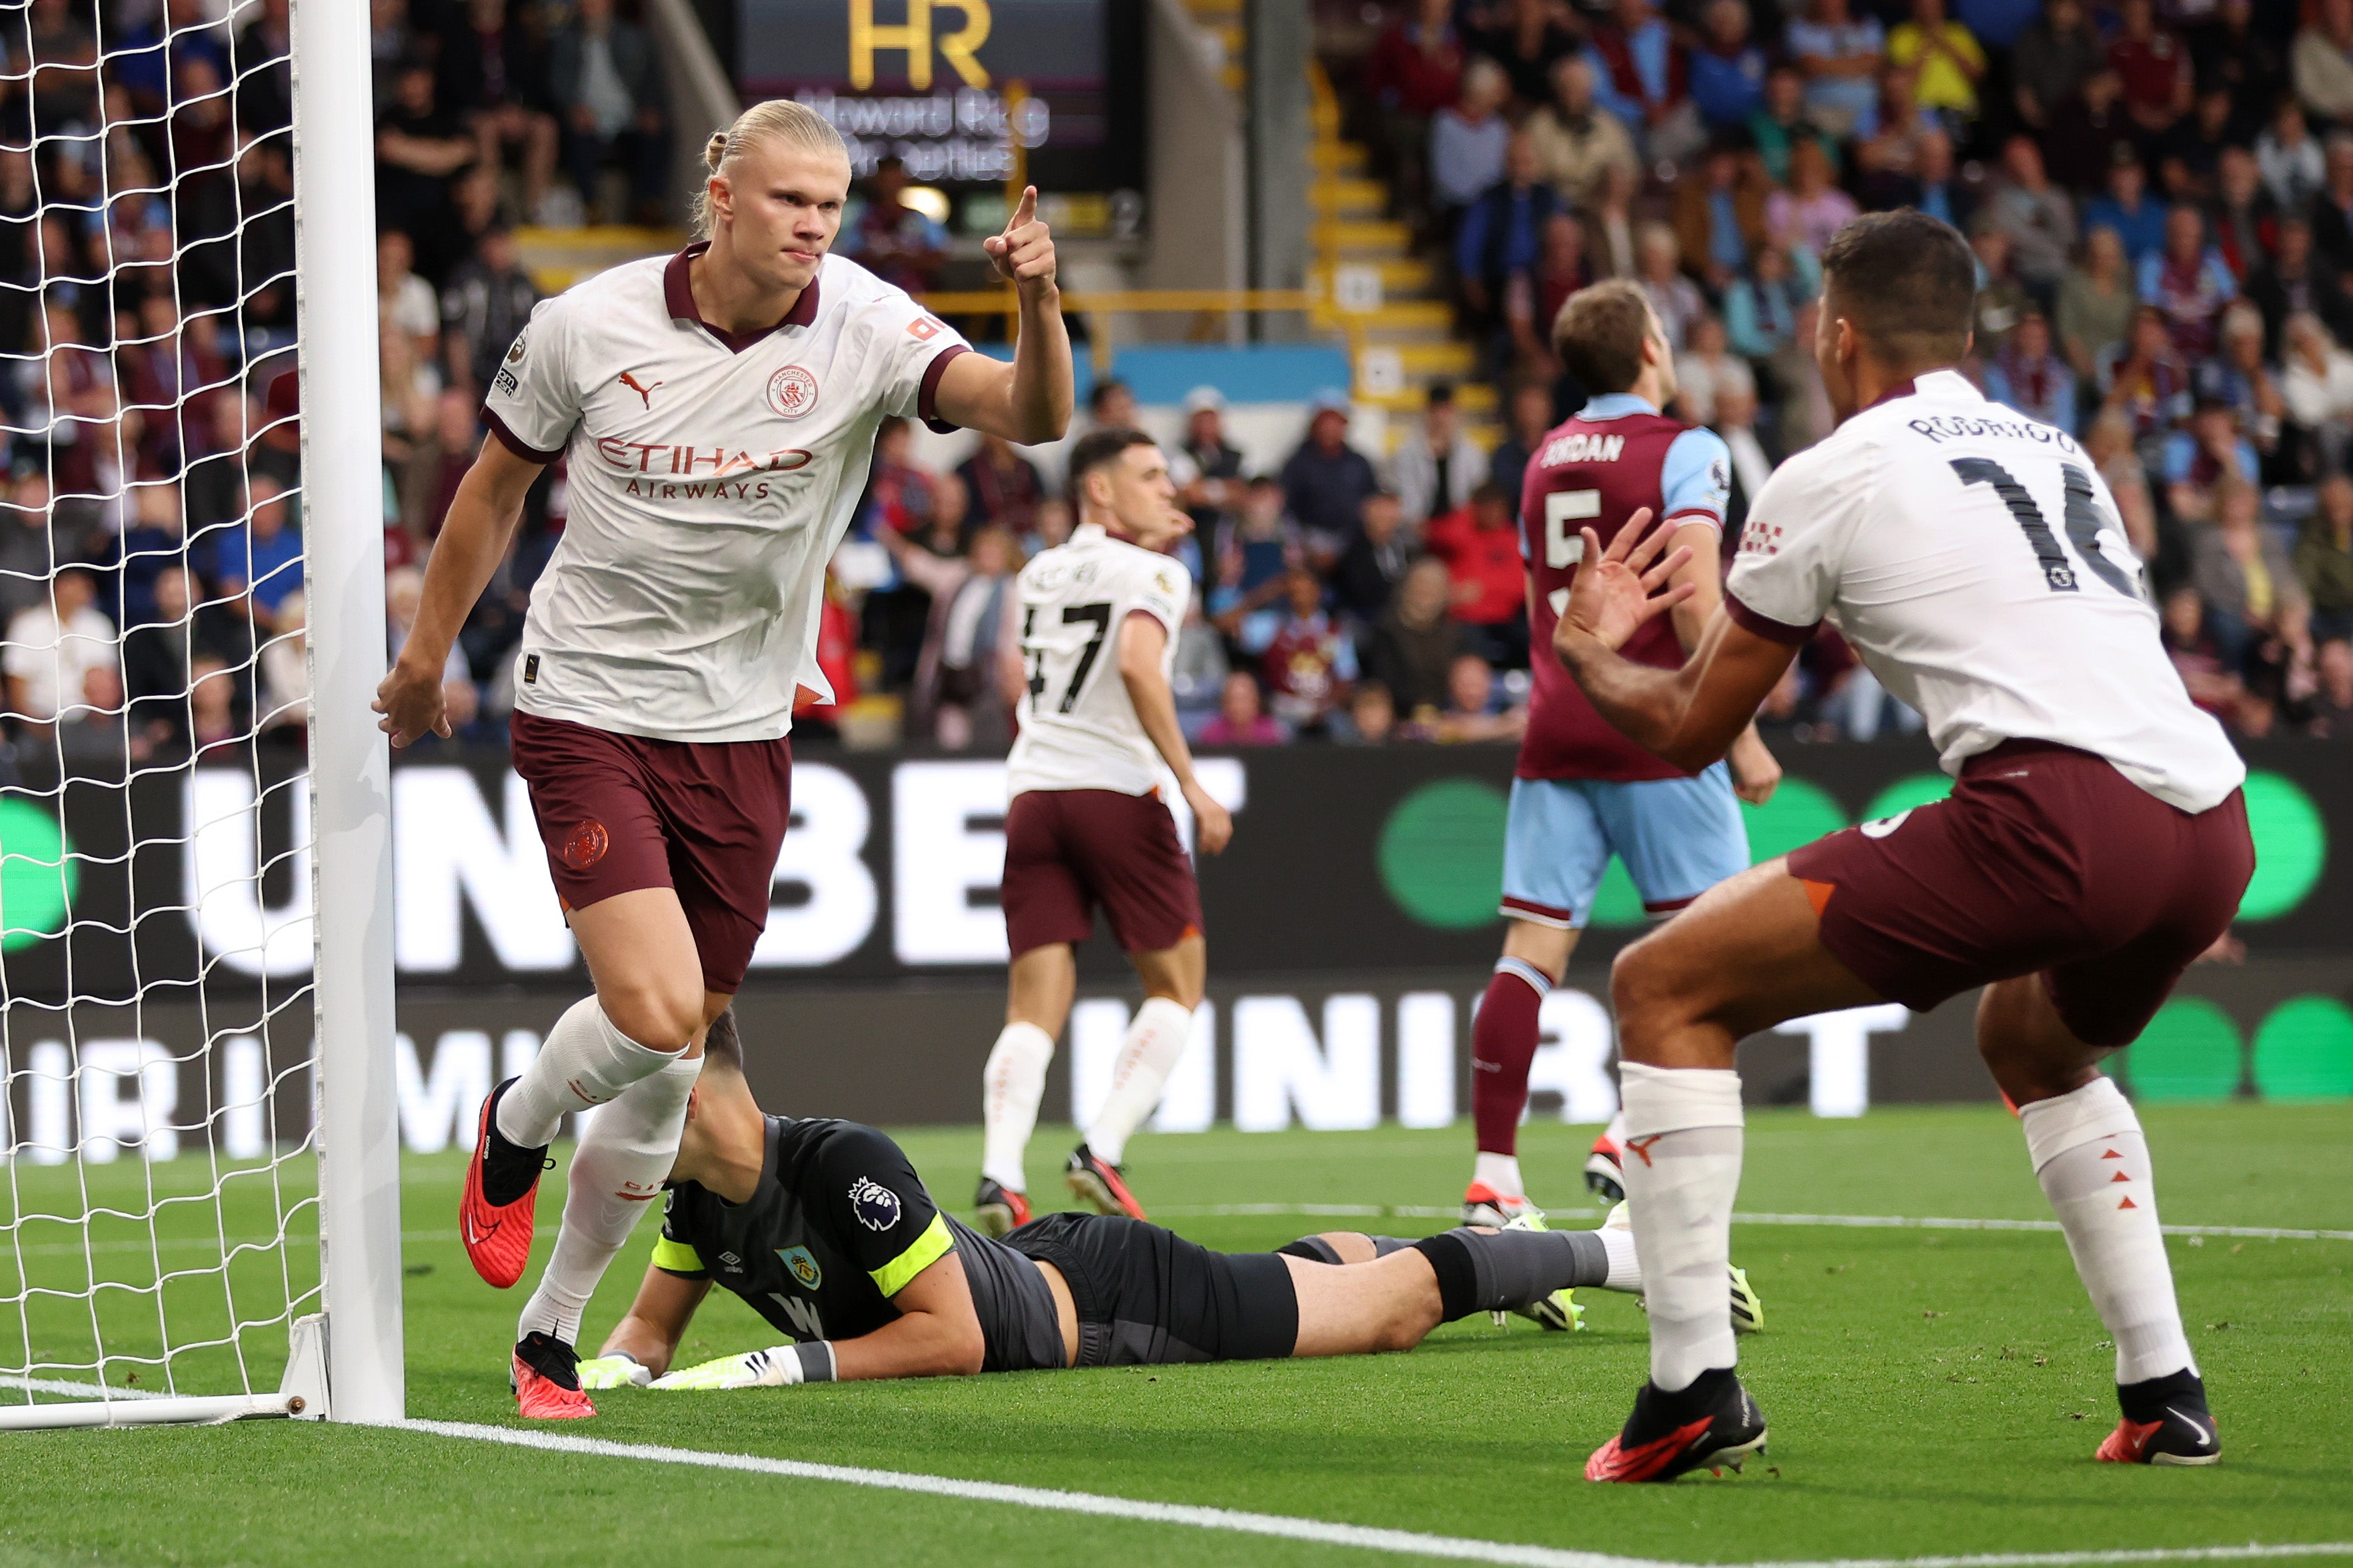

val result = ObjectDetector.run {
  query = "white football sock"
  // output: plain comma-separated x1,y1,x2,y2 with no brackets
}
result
1084,997,1192,1168
1473,1151,1524,1197
2020,1076,2196,1385
1596,1221,1641,1292
497,995,684,1149
1618,1061,1745,1393
517,1051,701,1347
1602,1110,1628,1148
981,1022,1055,1192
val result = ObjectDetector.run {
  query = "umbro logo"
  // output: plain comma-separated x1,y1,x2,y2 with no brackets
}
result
619,370,663,408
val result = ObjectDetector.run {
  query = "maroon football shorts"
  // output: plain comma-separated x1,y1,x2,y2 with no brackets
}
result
509,709,793,994
1001,787,1204,959
1787,740,2253,1048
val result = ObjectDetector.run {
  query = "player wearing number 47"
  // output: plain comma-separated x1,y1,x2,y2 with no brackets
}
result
373,96,1075,1421
971,428,1234,1238
567,1011,1764,1404
1552,209,2250,1481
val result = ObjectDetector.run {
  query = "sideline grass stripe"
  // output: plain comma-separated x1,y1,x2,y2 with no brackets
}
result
391,1418,1654,1568
1150,1206,2353,1242
395,1419,2353,1568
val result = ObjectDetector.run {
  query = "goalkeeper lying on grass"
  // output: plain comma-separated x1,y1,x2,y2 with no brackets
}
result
541,1011,1761,1410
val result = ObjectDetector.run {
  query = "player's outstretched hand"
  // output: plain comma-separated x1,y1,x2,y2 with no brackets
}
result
649,1346,805,1391
372,653,453,748
576,1353,652,1389
1183,778,1232,855
1554,506,1695,657
983,186,1057,296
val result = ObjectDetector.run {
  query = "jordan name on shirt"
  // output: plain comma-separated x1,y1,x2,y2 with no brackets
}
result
1539,431,1628,466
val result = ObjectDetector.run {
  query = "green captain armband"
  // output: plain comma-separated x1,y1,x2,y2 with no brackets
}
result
869,1213,953,1296
652,1235,707,1275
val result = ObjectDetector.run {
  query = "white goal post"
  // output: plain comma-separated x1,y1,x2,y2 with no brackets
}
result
0,0,397,1431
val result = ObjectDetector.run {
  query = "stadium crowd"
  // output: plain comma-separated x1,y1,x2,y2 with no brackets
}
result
5,0,2353,780
1342,0,2353,742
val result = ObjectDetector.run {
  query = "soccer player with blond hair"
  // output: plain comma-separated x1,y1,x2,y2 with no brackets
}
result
375,98,1074,1418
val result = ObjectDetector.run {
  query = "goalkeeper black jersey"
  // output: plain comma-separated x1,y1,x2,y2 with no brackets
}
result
655,1116,1066,1372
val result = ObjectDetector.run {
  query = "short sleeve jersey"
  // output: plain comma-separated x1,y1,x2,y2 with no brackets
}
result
1726,370,2244,812
484,243,973,742
1005,522,1191,798
655,1116,1065,1373
1518,394,1730,782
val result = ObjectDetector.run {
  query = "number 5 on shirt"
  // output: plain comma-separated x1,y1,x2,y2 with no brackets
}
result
1546,490,1599,569
1544,490,1600,616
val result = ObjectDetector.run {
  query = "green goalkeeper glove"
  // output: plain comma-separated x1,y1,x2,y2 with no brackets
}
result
651,1343,833,1390
576,1352,651,1389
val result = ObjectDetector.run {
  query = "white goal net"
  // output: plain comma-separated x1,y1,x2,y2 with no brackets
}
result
0,0,397,1429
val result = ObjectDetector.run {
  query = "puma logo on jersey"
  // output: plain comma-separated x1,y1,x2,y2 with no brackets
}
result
618,371,663,408
1624,1134,1667,1168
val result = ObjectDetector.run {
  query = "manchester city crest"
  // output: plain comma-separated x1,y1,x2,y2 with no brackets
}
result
777,1245,823,1289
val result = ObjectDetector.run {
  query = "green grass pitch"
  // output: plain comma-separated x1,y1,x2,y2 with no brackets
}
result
3,1103,2349,1567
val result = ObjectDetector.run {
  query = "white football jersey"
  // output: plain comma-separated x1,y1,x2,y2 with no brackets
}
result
484,244,973,742
1727,370,2244,813
1005,522,1190,797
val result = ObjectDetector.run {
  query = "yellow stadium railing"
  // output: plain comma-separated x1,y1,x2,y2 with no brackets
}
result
919,288,1326,378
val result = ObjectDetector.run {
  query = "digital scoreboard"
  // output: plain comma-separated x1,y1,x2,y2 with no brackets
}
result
734,0,1145,224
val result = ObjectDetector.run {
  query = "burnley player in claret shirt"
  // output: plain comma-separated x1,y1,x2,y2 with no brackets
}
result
1460,279,1780,1231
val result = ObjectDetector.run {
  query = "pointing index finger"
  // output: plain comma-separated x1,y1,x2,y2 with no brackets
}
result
1009,185,1038,231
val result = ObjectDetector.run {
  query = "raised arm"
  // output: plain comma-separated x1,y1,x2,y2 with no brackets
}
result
1551,511,1800,772
373,435,542,745
931,187,1073,444
1119,612,1232,854
1662,522,1781,805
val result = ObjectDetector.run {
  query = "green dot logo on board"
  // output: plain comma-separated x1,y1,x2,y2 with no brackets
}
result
2126,993,2353,1104
2124,997,2242,1103
0,796,75,952
2236,772,2325,922
1376,778,1508,930
2249,996,2353,1102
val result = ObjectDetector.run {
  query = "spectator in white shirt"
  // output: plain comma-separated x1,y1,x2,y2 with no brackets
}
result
2282,311,2353,474
1430,59,1511,225
1387,383,1486,524
377,229,440,369
1672,313,1742,425
5,565,117,728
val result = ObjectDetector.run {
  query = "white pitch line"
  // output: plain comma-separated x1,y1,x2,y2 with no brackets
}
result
1,1374,167,1401
388,1418,1653,1568
391,1419,2353,1568
1756,1549,2353,1568
1148,1206,2353,1243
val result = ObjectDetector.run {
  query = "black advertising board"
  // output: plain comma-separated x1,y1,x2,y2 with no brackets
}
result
0,739,2344,1003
